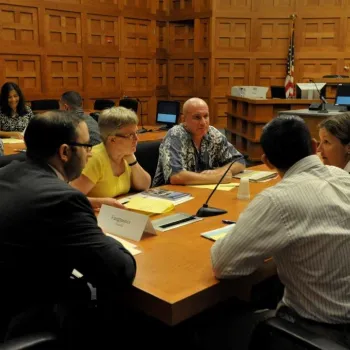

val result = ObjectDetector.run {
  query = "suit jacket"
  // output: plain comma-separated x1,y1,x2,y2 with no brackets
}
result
0,159,136,315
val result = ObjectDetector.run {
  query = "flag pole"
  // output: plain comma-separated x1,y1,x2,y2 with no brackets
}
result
285,14,297,99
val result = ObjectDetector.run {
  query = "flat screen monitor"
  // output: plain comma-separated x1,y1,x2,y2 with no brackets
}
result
270,86,286,99
296,83,326,99
156,100,180,130
335,84,350,106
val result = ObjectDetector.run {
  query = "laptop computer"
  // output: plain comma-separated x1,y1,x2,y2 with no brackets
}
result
270,86,286,99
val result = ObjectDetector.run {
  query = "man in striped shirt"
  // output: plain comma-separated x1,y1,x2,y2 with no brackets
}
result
211,115,350,346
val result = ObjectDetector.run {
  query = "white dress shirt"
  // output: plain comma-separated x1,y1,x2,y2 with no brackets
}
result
211,155,350,323
344,160,350,173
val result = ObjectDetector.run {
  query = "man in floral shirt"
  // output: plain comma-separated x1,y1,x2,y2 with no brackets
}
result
153,98,245,187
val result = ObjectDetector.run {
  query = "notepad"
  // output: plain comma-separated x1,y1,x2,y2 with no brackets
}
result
201,224,236,241
124,196,174,215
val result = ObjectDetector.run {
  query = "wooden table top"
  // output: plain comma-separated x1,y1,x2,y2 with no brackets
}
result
124,165,280,326
3,126,166,155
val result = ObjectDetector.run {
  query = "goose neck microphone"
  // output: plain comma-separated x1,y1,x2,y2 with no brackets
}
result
196,160,236,217
309,79,328,113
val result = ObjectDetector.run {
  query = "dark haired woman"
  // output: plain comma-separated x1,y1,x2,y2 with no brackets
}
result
317,113,350,172
0,82,34,139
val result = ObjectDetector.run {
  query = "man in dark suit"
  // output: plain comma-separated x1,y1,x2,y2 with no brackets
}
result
0,111,136,346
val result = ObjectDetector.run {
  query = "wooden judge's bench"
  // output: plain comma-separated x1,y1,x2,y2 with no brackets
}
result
225,97,316,161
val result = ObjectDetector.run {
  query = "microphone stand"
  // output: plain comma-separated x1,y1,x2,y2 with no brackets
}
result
135,98,147,134
309,79,328,113
196,161,236,217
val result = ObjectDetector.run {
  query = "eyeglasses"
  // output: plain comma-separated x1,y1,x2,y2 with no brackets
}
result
113,132,138,140
68,142,93,152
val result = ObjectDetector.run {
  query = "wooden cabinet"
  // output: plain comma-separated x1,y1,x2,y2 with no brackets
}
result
225,96,314,161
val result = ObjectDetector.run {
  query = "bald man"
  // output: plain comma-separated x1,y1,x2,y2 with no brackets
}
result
152,98,245,186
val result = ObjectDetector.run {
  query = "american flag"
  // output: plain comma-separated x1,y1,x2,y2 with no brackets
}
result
285,24,295,98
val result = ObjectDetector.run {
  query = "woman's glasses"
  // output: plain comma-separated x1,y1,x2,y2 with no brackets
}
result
113,132,138,140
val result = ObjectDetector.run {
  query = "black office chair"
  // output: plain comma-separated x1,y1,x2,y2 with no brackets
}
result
30,100,59,111
119,98,138,113
0,152,26,169
93,99,115,111
250,317,350,350
0,332,59,350
135,140,161,182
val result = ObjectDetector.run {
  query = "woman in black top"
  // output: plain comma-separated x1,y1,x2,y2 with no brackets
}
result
0,82,34,139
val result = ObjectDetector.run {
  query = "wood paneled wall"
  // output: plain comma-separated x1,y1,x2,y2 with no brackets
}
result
0,0,159,124
2,0,350,126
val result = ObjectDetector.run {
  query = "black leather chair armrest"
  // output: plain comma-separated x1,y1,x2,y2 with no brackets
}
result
0,332,58,350
255,317,349,350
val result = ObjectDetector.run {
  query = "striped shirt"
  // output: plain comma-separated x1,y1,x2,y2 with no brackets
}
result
211,155,350,323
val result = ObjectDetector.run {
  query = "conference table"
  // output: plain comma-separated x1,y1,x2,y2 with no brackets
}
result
3,125,166,156
1,137,279,326
123,167,279,326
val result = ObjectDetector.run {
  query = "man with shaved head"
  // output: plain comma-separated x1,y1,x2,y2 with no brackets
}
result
153,97,245,186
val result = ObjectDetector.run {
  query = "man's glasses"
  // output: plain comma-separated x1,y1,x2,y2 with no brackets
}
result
113,132,138,140
68,142,93,152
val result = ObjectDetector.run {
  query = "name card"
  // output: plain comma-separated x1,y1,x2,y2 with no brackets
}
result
98,205,156,242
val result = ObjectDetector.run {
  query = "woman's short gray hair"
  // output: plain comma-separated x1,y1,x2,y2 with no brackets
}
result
98,106,138,142
318,112,350,145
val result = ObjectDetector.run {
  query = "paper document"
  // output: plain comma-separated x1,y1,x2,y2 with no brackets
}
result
201,224,236,241
124,196,175,214
2,138,24,144
105,233,141,256
233,170,277,182
189,183,239,191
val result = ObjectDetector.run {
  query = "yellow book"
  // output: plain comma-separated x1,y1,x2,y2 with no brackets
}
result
124,196,174,215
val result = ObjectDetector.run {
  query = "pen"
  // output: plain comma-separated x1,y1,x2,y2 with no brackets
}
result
222,220,236,224
159,215,197,229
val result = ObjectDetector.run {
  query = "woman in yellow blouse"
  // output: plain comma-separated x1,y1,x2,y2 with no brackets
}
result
71,106,151,209
317,113,350,172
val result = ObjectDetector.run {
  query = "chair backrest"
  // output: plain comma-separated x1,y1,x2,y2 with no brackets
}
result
30,100,59,111
135,140,161,182
93,99,115,111
0,332,58,350
119,98,138,113
0,153,26,169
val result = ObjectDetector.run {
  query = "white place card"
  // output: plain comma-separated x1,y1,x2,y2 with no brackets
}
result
98,205,156,242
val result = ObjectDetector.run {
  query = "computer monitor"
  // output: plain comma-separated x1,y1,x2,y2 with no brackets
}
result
156,100,180,130
270,86,286,99
335,83,350,106
296,83,326,99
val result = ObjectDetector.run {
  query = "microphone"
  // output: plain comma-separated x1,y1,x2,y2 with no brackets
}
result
196,161,237,217
309,79,328,113
121,96,147,133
